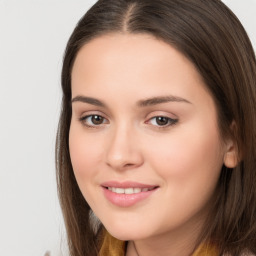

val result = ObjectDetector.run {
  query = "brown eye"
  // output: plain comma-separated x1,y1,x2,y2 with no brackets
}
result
156,116,169,126
80,115,108,127
91,115,104,125
148,116,178,128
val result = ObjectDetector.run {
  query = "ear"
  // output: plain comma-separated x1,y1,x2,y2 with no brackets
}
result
223,143,238,168
223,122,239,168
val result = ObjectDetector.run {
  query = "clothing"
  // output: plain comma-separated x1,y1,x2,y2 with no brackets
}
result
98,230,219,256
98,230,126,256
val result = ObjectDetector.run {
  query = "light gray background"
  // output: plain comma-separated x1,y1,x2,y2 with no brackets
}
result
0,1,255,255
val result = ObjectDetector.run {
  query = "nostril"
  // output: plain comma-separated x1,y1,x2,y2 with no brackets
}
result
124,163,135,167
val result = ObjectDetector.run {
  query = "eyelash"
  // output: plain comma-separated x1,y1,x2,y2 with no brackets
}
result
146,116,178,129
79,115,178,129
79,115,108,128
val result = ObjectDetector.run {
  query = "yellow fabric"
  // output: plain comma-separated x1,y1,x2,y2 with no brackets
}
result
193,242,219,256
98,230,219,256
98,230,126,256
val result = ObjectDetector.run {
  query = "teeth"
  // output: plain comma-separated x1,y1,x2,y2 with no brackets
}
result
107,187,151,194
124,188,134,194
134,188,142,193
115,188,125,194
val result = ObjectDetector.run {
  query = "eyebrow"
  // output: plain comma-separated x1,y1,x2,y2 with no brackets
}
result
71,95,191,107
71,96,106,107
137,95,192,107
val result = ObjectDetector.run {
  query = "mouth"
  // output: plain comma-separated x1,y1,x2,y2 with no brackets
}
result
101,181,159,207
104,186,156,194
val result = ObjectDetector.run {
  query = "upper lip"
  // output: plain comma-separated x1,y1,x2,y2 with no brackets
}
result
101,181,158,189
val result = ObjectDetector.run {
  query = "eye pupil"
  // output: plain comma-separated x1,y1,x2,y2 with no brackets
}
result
156,116,168,126
92,115,103,125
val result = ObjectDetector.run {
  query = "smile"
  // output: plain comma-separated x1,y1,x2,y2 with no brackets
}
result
107,187,155,194
101,182,159,207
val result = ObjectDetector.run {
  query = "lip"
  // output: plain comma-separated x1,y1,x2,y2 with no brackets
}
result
101,181,157,189
101,181,159,207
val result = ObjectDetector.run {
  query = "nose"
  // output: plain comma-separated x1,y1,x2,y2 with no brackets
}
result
105,124,144,171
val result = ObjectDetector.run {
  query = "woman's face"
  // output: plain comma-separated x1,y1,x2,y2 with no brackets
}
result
69,34,231,241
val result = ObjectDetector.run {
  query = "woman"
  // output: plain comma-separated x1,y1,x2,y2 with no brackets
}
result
56,0,256,255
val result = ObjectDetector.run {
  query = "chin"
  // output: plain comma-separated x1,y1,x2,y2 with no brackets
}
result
103,220,152,241
108,229,146,241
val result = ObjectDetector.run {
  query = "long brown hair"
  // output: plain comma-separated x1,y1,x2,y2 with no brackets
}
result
56,0,256,255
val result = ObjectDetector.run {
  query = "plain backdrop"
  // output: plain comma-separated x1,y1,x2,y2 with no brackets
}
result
0,1,255,255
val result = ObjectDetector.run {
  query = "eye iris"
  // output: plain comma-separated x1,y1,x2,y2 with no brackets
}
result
92,115,103,125
156,116,169,126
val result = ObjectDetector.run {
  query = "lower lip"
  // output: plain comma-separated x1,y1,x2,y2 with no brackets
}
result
102,187,158,207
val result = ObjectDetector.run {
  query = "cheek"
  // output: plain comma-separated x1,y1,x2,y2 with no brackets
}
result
69,124,103,183
141,126,224,230
145,121,224,194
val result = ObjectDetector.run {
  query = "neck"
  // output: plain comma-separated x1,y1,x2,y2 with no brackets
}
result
126,219,204,256
126,239,196,256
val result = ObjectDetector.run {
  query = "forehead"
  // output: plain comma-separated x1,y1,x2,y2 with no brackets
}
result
72,33,196,79
71,33,210,106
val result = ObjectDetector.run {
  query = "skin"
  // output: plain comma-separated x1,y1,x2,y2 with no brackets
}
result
69,33,237,256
